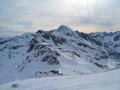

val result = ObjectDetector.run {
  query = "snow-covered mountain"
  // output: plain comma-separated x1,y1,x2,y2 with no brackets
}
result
0,25,120,84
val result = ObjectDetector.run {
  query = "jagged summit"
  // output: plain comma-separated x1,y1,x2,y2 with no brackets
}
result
36,25,73,34
52,25,74,36
57,25,73,32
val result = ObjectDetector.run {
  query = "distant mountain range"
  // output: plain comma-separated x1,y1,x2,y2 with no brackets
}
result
0,25,120,84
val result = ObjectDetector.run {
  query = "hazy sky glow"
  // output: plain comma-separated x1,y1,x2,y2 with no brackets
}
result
0,0,120,36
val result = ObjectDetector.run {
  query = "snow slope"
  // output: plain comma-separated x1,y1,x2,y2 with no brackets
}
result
0,25,120,85
0,68,120,90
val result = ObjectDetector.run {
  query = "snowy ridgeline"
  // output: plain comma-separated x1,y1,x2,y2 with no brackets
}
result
0,68,120,90
0,25,120,85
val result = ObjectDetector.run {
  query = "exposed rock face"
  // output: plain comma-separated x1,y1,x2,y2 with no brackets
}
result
0,25,120,84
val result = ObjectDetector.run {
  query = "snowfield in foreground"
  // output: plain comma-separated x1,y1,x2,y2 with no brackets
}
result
0,68,120,90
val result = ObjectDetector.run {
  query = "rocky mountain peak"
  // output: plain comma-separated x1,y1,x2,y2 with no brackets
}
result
57,25,73,32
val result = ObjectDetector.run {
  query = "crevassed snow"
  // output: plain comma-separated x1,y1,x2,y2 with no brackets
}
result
0,68,120,90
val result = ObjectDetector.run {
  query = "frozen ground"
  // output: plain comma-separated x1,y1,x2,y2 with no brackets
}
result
0,68,120,90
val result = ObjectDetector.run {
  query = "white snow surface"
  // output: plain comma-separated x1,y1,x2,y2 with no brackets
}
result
0,68,120,90
0,25,120,88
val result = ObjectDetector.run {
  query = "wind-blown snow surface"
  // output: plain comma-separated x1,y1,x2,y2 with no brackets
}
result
0,68,120,90
0,25,120,85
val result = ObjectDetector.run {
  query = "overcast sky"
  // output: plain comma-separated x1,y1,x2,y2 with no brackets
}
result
0,0,120,36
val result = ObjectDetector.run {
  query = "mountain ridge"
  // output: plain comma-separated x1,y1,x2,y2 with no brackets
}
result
0,25,120,85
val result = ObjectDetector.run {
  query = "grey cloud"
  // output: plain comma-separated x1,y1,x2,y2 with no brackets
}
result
0,0,120,35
